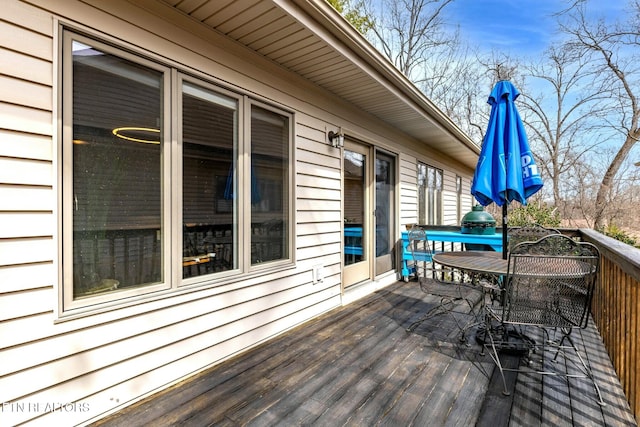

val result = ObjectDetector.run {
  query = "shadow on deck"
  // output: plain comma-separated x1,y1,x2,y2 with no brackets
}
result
92,281,636,426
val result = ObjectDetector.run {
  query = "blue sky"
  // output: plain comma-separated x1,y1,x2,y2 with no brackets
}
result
443,0,627,56
440,1,640,170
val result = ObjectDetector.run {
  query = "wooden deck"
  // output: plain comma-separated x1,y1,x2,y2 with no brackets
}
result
92,281,637,426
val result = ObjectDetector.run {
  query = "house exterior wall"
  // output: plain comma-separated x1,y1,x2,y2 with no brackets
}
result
0,0,475,424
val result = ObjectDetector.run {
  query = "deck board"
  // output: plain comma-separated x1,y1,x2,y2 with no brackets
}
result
92,281,636,427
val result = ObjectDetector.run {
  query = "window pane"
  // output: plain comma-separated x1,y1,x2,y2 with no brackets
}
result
182,82,238,277
456,176,462,223
427,167,435,224
417,162,443,225
417,163,426,224
344,150,366,265
375,153,394,264
250,106,289,264
72,42,164,298
435,169,443,224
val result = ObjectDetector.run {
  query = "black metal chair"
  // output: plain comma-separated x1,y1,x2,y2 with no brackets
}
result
507,224,560,252
406,226,480,341
483,233,605,405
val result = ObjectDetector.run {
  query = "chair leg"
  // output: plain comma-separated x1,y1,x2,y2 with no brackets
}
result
484,324,511,396
522,327,607,407
556,332,607,406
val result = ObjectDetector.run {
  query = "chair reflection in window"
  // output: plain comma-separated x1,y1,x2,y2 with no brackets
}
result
183,225,214,277
183,225,234,277
344,226,363,265
251,219,285,264
73,228,161,296
482,233,604,405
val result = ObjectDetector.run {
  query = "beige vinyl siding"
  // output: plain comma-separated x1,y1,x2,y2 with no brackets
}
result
399,154,418,227
295,120,342,283
0,77,51,113
294,120,342,282
0,47,52,86
442,170,459,226
0,184,54,211
0,103,52,136
0,156,52,186
0,130,52,161
0,20,52,61
0,213,54,238
0,6,58,424
0,263,54,295
0,0,55,315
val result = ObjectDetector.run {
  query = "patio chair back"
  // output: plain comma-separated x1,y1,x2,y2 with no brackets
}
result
407,226,433,266
504,233,599,329
485,233,605,404
507,224,560,252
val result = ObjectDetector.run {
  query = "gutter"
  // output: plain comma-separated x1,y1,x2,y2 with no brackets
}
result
282,0,480,157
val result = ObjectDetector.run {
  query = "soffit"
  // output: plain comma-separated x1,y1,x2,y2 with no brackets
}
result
160,0,480,168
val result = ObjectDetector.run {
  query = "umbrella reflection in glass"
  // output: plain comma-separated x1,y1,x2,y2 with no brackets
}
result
224,163,261,205
471,80,543,258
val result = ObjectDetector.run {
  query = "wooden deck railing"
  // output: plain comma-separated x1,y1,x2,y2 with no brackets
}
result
579,228,639,424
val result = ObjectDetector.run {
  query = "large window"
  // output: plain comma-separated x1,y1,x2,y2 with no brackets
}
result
417,162,442,225
62,31,292,312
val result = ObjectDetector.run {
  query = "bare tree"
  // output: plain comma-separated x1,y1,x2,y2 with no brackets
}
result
418,36,489,142
342,0,640,235
365,0,455,81
362,0,494,142
516,44,609,207
560,1,640,229
561,157,599,228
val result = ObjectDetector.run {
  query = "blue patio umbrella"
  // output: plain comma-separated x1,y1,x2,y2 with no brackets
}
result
471,80,543,258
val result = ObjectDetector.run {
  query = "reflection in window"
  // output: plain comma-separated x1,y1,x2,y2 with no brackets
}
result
71,42,164,297
250,105,289,264
64,31,294,311
182,82,237,277
375,153,394,261
417,162,443,225
344,150,365,265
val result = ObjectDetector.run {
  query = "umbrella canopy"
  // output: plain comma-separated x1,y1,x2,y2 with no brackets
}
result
471,80,543,256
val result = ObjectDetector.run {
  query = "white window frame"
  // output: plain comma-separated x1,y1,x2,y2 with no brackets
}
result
417,162,443,225
59,29,294,316
177,75,244,286
246,99,294,272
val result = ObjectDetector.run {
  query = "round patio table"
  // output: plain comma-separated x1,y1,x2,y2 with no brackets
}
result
434,250,595,353
432,251,507,276
433,251,595,279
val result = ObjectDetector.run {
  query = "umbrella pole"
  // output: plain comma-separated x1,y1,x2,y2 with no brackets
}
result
502,204,508,259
